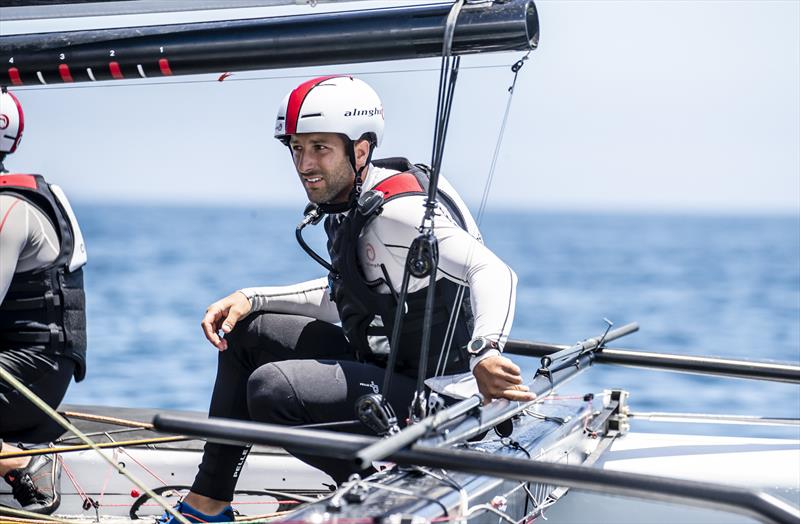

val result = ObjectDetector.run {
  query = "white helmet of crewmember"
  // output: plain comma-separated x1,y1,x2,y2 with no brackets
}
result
274,75,384,148
0,89,24,155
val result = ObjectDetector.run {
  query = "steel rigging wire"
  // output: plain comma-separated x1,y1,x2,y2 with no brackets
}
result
433,51,532,380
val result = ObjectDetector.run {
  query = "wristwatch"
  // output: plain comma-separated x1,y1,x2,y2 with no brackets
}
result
467,336,499,357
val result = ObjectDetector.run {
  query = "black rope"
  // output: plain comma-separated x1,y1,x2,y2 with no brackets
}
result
380,268,412,400
376,1,465,421
408,0,465,421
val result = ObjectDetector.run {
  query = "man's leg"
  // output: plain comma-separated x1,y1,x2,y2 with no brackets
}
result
246,358,418,483
188,313,354,508
0,442,29,475
0,349,74,445
0,349,73,514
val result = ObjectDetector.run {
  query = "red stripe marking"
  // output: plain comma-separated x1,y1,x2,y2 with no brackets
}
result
374,173,424,200
285,75,344,135
158,58,173,76
109,61,123,79
0,198,22,235
58,63,74,82
7,67,22,86
0,174,37,190
5,91,24,153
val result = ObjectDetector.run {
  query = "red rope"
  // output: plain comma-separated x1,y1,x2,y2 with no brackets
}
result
61,457,91,505
102,500,301,508
118,447,169,485
97,456,115,506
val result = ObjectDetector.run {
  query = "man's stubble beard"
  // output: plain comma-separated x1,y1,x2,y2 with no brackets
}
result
310,157,356,205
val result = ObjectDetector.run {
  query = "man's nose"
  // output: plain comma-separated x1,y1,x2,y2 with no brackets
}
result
297,152,316,173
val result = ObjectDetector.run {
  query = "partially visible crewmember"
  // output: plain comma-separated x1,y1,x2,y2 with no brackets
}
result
0,88,88,515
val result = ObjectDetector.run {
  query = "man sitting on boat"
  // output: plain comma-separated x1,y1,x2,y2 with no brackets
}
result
0,88,88,515
164,75,533,523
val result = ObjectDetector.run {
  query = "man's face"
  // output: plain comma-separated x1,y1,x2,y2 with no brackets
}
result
289,133,354,205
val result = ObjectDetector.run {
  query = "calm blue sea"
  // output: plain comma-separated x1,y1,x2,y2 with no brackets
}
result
62,205,800,437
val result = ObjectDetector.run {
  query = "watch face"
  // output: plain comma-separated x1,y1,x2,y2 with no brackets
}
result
468,338,485,354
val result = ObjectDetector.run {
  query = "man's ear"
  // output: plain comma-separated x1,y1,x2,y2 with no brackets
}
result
353,138,371,171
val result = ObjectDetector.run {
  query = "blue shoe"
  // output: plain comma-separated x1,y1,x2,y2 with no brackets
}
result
157,500,235,523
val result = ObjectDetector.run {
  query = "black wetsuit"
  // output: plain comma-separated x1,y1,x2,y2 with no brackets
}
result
191,160,517,500
192,313,419,498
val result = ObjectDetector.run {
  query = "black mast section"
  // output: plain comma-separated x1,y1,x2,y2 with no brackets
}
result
0,0,539,86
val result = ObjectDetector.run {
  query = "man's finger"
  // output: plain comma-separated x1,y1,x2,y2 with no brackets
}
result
201,308,225,349
498,360,522,376
201,315,220,342
496,371,524,385
501,388,537,402
221,307,245,334
488,381,528,395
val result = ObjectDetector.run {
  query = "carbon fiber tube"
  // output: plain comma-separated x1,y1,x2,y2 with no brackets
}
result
152,414,800,524
353,322,638,467
0,0,539,86
504,341,800,384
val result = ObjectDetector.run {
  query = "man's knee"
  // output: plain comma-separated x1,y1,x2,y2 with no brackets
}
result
222,312,266,350
223,312,317,355
246,363,306,425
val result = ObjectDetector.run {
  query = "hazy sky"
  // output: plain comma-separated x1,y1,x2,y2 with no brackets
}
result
2,0,798,214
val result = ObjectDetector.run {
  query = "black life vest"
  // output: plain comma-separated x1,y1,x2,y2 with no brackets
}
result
0,174,87,382
324,158,473,378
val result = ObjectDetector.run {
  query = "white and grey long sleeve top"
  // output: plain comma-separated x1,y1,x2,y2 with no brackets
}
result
240,164,517,369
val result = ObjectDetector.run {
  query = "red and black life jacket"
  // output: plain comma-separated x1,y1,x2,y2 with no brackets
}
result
0,174,87,382
324,158,473,378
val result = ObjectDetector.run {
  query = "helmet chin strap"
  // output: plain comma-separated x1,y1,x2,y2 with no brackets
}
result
319,139,375,214
350,140,375,201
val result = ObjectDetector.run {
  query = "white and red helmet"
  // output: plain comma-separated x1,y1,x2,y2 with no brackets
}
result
0,89,24,155
275,75,384,147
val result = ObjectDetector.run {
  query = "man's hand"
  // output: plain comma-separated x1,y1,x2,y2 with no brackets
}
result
473,355,536,403
201,291,252,351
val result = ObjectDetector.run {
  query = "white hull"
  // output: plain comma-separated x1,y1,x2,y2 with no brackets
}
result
4,432,796,522
54,447,334,518
2,406,797,523
545,432,800,524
